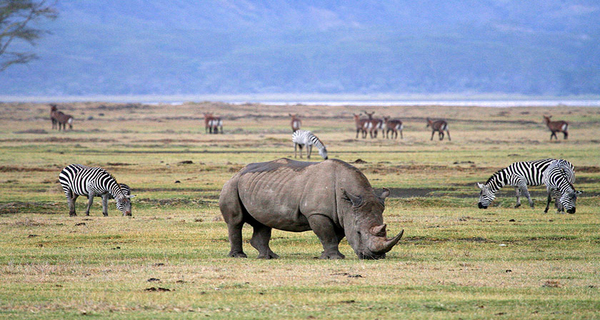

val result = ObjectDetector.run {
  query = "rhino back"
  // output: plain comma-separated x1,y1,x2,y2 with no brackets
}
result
235,159,342,231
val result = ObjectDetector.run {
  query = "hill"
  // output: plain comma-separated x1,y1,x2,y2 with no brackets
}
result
1,1,599,96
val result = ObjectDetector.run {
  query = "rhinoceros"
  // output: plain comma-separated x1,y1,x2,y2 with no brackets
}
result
219,158,404,259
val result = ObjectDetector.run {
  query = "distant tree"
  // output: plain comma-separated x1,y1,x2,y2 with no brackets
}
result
0,0,57,72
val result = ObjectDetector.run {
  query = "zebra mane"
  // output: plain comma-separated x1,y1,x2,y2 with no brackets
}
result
559,167,577,192
485,168,506,185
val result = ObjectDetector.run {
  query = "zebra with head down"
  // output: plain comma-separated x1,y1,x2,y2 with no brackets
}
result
477,159,573,209
59,164,132,216
542,159,581,214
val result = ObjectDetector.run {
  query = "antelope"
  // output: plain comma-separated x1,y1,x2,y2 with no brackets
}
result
353,113,369,139
50,104,59,129
543,115,568,140
290,114,302,132
426,118,450,141
55,111,74,131
204,113,223,134
383,116,404,139
204,113,214,133
363,111,383,138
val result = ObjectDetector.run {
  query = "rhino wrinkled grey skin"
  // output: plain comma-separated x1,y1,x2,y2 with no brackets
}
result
219,158,404,260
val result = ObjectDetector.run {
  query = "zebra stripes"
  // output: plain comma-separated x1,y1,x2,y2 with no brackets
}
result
292,130,328,160
476,159,573,209
59,164,132,216
542,159,580,214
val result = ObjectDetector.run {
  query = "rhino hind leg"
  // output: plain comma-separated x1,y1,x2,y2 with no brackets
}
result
219,179,248,258
250,224,279,259
308,214,345,259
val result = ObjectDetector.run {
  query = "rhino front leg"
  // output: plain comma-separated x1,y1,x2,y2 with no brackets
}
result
250,224,279,259
308,214,345,259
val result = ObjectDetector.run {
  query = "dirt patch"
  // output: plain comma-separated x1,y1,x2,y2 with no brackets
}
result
578,166,600,173
14,129,48,134
0,166,57,172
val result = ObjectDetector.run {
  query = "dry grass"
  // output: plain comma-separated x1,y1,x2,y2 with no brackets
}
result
0,101,599,319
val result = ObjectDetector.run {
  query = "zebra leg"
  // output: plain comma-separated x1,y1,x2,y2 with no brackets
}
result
307,145,312,159
101,194,109,217
250,224,279,259
544,192,552,213
514,187,522,208
294,143,298,158
521,186,534,208
85,193,95,216
308,214,345,259
67,191,78,216
446,130,451,141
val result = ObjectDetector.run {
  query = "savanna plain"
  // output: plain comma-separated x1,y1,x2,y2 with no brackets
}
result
0,101,599,319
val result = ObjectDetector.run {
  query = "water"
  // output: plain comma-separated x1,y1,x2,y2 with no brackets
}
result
227,99,600,107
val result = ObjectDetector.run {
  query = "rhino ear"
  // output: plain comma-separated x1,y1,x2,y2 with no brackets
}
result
378,188,390,204
341,188,363,207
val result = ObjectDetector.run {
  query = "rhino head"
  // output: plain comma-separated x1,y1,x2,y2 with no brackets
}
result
341,188,404,259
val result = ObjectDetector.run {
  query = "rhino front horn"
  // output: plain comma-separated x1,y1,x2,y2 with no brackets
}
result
369,228,404,254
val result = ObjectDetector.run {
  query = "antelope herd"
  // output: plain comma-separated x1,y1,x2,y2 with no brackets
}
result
46,104,570,142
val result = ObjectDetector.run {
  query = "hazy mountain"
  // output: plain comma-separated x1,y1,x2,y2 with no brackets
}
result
1,1,599,97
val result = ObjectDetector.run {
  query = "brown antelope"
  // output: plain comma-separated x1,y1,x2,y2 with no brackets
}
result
353,113,369,139
203,113,214,133
543,115,568,140
363,111,383,138
203,113,223,134
383,116,404,139
50,104,59,129
55,111,74,131
289,113,301,132
426,118,450,141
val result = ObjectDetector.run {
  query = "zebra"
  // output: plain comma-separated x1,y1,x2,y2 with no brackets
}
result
292,130,328,160
542,159,581,214
59,164,132,216
426,118,450,141
476,159,573,209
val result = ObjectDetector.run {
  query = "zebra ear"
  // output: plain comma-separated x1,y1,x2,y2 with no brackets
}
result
476,183,485,190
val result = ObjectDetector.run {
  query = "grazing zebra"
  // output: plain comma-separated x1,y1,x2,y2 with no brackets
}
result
290,113,302,132
383,116,404,139
292,130,328,160
50,104,59,129
476,158,573,209
59,164,132,216
353,113,369,139
543,115,568,140
426,118,450,141
55,111,74,131
542,159,580,214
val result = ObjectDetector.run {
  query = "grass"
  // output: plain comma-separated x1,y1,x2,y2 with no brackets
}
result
0,101,599,319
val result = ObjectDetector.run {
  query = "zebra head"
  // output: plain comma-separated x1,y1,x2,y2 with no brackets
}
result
477,182,495,209
319,147,328,160
115,194,132,216
559,190,582,214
